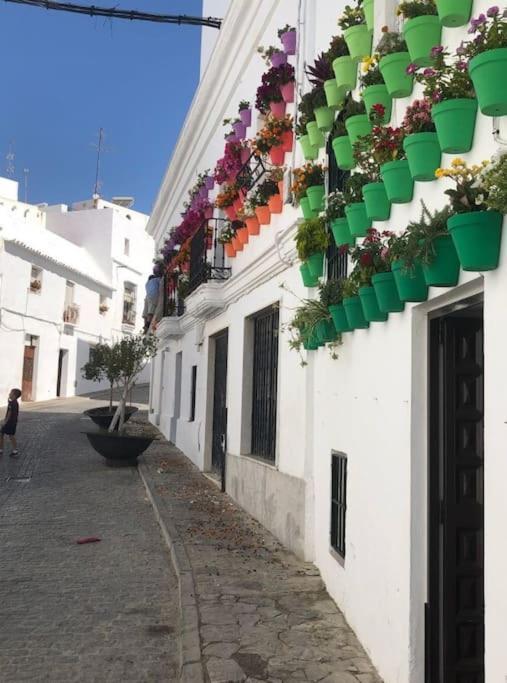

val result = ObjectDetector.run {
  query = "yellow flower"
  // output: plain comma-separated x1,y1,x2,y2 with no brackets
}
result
435,168,445,179
451,158,464,167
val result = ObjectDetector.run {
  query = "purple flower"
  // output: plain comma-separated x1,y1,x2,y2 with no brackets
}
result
406,62,417,75
423,67,436,77
431,45,444,57
487,6,500,17
456,60,468,71
456,43,466,55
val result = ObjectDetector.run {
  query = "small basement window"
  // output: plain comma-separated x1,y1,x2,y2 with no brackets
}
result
124,238,130,256
30,266,42,293
331,452,347,559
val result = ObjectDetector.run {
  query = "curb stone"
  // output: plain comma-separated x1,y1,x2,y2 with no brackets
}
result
138,462,206,683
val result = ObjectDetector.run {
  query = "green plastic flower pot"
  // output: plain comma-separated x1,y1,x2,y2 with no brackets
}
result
314,105,335,132
303,327,319,350
331,217,354,247
403,15,442,67
343,24,373,62
343,296,370,330
364,0,374,31
316,319,338,343
362,182,391,221
379,52,414,98
380,160,414,204
421,234,460,287
300,196,317,220
300,262,318,287
362,84,392,121
324,79,344,109
447,211,503,271
333,56,357,93
392,259,428,302
299,134,318,161
307,251,325,279
371,272,405,313
345,202,371,238
345,114,372,145
431,98,478,153
307,184,325,211
359,286,388,322
307,120,325,148
436,0,472,27
469,48,507,116
332,135,355,170
403,132,441,182
329,304,352,333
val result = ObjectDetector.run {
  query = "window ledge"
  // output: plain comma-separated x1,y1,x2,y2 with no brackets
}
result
234,452,278,471
329,546,345,568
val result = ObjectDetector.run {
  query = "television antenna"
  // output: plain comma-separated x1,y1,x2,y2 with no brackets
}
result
5,140,15,177
23,168,29,202
90,127,110,198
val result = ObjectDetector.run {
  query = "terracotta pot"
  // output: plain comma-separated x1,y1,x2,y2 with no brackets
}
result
255,205,271,225
269,145,285,166
224,205,237,221
224,242,236,258
246,216,260,236
269,100,287,118
268,193,283,214
233,197,243,213
232,236,243,252
282,130,293,152
278,180,284,197
237,227,249,245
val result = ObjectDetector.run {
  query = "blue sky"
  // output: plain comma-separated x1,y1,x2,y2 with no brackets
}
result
0,0,205,213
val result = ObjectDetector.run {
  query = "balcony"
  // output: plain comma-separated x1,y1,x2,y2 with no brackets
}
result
63,303,80,325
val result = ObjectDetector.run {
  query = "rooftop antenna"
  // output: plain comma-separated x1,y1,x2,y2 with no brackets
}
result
5,140,15,177
91,127,109,199
23,168,29,203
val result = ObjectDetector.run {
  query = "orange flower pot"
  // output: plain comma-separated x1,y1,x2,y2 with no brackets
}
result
232,236,243,252
269,145,285,166
237,227,249,245
255,205,271,225
278,180,284,197
282,130,293,152
224,242,236,258
246,216,260,235
268,193,283,214
224,205,237,221
233,197,243,213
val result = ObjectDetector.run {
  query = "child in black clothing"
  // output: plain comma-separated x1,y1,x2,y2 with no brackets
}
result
0,388,21,457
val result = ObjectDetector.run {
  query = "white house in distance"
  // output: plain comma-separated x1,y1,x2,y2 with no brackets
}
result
0,176,153,403
147,1,507,682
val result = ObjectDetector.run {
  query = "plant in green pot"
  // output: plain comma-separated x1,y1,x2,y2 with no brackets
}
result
398,0,442,67
326,190,354,247
460,8,507,116
377,27,414,98
338,1,373,63
330,115,354,171
402,98,441,182
295,215,330,281
331,34,358,94
435,0,472,27
342,272,370,330
388,231,429,302
367,117,413,204
436,156,505,271
344,172,372,237
311,85,336,133
292,162,326,214
413,46,478,153
343,97,371,145
299,92,325,149
320,278,353,334
306,51,341,116
296,114,319,161
359,53,392,121
284,293,341,362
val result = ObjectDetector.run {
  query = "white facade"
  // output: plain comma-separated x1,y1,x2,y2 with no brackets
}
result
0,179,153,403
147,2,507,682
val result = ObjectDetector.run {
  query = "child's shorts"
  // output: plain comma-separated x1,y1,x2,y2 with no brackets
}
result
1,423,17,435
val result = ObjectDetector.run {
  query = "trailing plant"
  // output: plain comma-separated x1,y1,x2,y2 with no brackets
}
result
278,24,295,38
295,217,329,260
306,52,334,86
435,157,490,213
258,45,285,63
411,47,475,102
218,222,237,244
327,34,350,61
481,152,507,214
376,27,408,57
344,172,371,203
402,98,436,134
404,201,453,265
397,0,437,20
338,1,366,30
360,54,385,87
291,163,326,200
459,7,507,60
325,190,347,220
239,100,250,111
319,278,345,306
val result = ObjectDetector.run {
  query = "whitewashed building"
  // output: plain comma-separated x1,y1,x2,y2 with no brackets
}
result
147,1,507,681
0,176,153,402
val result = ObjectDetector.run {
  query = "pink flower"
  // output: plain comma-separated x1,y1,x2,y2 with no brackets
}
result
406,63,418,75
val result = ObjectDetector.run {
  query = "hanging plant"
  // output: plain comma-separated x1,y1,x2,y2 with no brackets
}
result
291,163,326,202
376,27,413,98
402,98,441,182
397,0,437,19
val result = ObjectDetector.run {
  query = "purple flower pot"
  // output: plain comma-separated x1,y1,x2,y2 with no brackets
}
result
204,176,215,191
198,186,208,200
240,108,252,128
271,51,287,68
233,121,247,140
281,30,297,56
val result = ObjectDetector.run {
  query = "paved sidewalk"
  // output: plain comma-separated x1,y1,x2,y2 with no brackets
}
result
141,438,383,683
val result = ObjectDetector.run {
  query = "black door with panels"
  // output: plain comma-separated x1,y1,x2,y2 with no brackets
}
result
211,331,228,486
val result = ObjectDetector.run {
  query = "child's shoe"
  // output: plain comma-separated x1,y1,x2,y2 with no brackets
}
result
10,450,18,458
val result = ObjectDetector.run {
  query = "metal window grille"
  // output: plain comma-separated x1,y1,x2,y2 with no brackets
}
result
189,365,197,422
331,452,347,558
326,135,349,281
251,306,279,462
123,283,136,324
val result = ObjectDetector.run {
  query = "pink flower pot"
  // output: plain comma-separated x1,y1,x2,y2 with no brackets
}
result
240,147,251,165
269,100,287,118
239,108,252,128
280,81,295,103
271,51,287,68
281,30,297,56
282,130,293,152
204,207,213,219
269,145,285,166
233,121,247,140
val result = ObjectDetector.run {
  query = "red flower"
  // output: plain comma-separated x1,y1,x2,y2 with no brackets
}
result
360,252,373,267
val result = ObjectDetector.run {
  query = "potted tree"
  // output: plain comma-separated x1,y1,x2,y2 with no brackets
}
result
83,335,158,466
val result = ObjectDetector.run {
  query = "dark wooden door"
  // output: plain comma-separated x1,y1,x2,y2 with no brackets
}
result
428,308,484,683
22,346,35,402
56,350,65,397
211,331,228,483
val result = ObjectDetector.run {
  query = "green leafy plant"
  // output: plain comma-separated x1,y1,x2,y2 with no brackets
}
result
404,201,452,266
319,278,345,306
327,34,350,61
397,0,437,20
376,27,408,57
311,85,329,109
338,1,366,30
326,190,347,220
258,45,285,63
239,100,250,111
344,172,370,203
343,96,367,120
295,217,329,261
482,152,507,214
330,115,348,138
297,92,316,134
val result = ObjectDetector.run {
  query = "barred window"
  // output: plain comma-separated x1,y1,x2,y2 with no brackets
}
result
326,134,349,281
331,452,347,559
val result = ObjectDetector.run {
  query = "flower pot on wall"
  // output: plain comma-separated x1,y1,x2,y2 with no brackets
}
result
343,24,373,62
232,236,243,252
362,84,392,121
280,81,295,103
271,51,287,68
343,296,370,329
299,135,319,160
270,100,287,118
224,205,237,221
255,205,271,225
281,29,297,55
269,145,286,166
316,319,337,343
332,135,355,170
345,114,372,144
403,15,442,67
431,98,478,153
469,48,507,116
345,202,372,238
362,182,391,221
447,211,503,271
239,108,252,128
237,227,249,245
333,56,358,93
246,216,260,236
329,304,353,333
324,79,343,109
282,130,293,152
403,132,441,182
307,252,325,279
364,0,374,31
436,0,472,27
307,184,325,212
379,52,414,98
331,217,354,247
204,176,215,191
233,121,247,140
300,196,317,220
371,272,405,313
421,234,460,287
391,259,428,302
380,160,414,203
300,262,318,287
315,106,335,132
359,286,388,322
306,121,325,148
268,193,283,214
224,242,236,258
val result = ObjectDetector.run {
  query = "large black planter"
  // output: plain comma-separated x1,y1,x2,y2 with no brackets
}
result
83,430,153,467
84,406,138,431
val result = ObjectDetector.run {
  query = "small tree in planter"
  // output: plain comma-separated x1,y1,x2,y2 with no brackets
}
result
82,343,122,413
